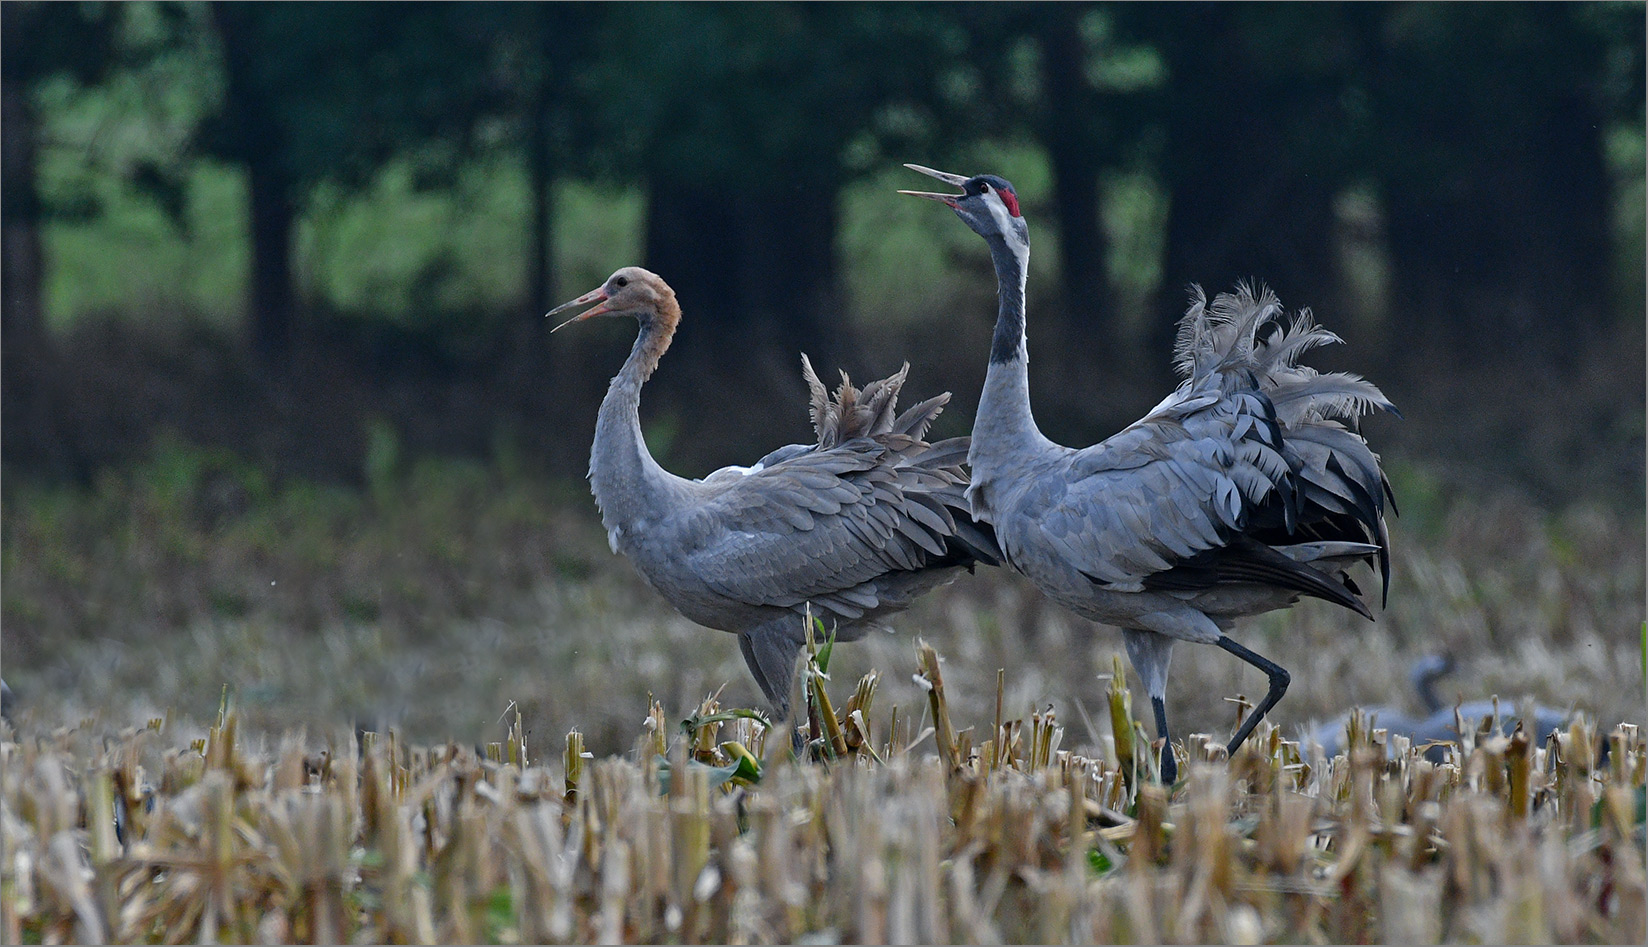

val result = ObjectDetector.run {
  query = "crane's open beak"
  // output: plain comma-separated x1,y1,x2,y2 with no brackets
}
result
547,286,612,331
897,163,969,206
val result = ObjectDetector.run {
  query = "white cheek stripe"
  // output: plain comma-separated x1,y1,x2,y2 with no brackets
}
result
984,193,1016,242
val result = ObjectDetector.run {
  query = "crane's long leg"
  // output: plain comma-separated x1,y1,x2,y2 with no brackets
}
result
738,633,781,716
1217,635,1291,756
1152,696,1178,785
738,620,805,743
1123,628,1178,785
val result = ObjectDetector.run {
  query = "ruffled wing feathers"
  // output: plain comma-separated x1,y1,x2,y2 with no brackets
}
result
1172,282,1398,426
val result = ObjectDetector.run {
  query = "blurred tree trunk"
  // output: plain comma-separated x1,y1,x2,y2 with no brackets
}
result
211,2,297,366
2,1,119,479
1035,4,1111,336
526,101,554,319
1382,102,1611,364
1364,4,1617,365
1137,4,1346,387
740,190,842,372
642,173,843,469
643,175,740,374
644,176,842,378
1,73,43,353
244,158,297,362
1157,143,1339,358
0,62,63,478
522,3,562,321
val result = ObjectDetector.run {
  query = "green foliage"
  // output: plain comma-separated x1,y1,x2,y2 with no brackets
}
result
203,4,507,192
653,755,755,795
12,3,1643,502
1100,169,1169,331
1,440,579,669
41,159,246,329
15,2,1644,338
1380,459,1450,541
1606,121,1648,316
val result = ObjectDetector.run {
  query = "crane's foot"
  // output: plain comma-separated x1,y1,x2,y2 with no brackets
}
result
1158,743,1178,786
1218,635,1291,758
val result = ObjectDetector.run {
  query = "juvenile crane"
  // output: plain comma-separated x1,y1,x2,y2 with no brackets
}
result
902,165,1396,783
549,266,998,729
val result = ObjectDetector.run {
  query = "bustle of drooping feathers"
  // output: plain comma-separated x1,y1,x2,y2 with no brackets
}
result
801,354,950,449
1172,282,1398,427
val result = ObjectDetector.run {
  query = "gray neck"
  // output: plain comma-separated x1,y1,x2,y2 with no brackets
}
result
588,325,689,533
971,236,1051,474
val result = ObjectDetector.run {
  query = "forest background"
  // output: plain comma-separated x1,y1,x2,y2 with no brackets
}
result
3,2,1643,748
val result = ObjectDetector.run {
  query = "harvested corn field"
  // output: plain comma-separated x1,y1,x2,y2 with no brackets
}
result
4,642,1644,945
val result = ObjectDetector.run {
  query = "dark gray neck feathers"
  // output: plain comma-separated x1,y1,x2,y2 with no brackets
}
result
988,236,1028,365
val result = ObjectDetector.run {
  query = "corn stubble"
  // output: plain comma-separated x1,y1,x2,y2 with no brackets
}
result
3,646,1643,945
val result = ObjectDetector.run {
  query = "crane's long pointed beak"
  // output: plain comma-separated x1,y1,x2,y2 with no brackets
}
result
547,286,611,331
898,189,960,206
904,163,969,186
898,163,968,205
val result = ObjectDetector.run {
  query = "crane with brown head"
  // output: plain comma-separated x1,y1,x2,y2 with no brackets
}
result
549,266,999,740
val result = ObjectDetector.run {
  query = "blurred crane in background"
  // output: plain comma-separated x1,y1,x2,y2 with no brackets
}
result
1310,653,1583,761
549,266,999,733
903,164,1397,784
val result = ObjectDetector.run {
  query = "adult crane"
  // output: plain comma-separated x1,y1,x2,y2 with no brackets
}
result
902,165,1396,784
549,266,999,732
1311,654,1581,762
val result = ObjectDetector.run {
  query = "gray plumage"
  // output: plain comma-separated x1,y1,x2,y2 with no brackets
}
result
903,164,1396,784
550,266,998,725
1310,654,1582,762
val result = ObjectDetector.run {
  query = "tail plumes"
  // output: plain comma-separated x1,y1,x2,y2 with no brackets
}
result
802,354,951,448
1174,282,1398,428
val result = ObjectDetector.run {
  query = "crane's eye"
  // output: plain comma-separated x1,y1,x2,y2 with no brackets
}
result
614,276,629,288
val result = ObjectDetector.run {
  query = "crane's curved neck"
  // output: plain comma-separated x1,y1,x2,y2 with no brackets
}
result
973,234,1050,464
589,299,690,533
988,234,1030,366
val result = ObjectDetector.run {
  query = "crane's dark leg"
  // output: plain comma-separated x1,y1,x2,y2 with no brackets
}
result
1122,629,1178,785
737,634,782,717
1152,695,1177,785
739,623,805,750
1217,635,1291,757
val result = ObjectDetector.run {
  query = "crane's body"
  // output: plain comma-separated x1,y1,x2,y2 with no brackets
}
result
553,267,998,725
1310,655,1579,763
968,288,1386,651
591,379,986,645
903,165,1395,782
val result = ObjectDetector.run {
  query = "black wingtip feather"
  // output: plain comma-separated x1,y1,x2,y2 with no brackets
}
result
1141,536,1374,620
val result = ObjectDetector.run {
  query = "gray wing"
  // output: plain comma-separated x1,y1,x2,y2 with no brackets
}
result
1037,381,1388,608
681,434,995,619
1037,387,1290,590
1024,284,1395,609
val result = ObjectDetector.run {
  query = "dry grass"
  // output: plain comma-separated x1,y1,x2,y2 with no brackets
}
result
2,444,1643,942
2,645,1644,945
3,449,1642,756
